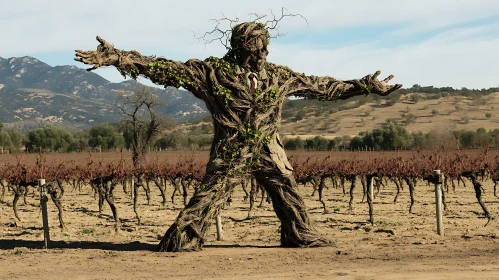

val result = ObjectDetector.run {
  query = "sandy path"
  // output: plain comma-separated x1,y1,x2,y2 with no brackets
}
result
2,242,499,279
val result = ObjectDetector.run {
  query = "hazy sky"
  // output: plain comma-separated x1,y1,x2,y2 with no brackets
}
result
2,0,498,89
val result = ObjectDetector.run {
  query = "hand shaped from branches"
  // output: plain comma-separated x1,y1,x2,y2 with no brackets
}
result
74,36,119,71
363,70,403,96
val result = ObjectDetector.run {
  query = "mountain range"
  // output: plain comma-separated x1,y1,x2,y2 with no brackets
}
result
0,56,208,131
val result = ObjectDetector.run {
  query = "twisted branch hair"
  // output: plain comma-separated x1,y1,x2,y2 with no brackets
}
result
193,8,308,61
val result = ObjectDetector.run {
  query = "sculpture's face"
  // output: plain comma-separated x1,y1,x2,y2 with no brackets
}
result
239,35,269,72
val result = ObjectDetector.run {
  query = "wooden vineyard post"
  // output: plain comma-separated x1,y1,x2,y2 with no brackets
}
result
367,175,374,225
433,170,444,236
215,214,224,241
38,179,50,249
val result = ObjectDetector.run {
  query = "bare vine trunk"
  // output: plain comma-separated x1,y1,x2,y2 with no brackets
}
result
405,177,416,214
12,185,23,221
360,175,366,203
47,179,66,231
340,176,346,196
393,177,401,204
248,176,257,217
153,178,167,206
318,176,327,213
181,178,189,206
0,180,6,202
492,177,499,197
171,178,182,204
367,174,374,225
241,176,249,201
470,176,492,226
311,176,319,197
348,175,356,211
133,178,141,225
104,181,120,231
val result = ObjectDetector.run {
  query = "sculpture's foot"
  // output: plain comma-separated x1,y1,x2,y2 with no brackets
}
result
280,227,333,248
157,223,204,252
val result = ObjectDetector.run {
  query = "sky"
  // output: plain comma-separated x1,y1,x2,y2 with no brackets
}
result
1,0,498,89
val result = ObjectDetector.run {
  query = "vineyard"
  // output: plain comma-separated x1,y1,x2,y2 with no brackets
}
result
2,149,499,278
1,149,499,231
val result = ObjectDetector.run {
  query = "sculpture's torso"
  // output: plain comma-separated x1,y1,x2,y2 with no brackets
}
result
203,59,291,141
200,59,295,174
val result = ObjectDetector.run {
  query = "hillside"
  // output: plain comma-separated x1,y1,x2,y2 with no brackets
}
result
278,92,499,139
0,56,207,130
1,55,497,138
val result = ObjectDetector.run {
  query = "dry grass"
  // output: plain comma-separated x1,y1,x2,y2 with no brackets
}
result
279,92,499,139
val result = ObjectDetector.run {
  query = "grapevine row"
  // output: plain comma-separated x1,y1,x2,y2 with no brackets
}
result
1,149,499,230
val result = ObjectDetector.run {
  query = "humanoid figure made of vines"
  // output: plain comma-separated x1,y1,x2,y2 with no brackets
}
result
75,21,402,252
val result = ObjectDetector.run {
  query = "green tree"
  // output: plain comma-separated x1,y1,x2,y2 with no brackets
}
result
305,136,329,151
351,122,413,150
491,129,499,147
475,128,489,147
0,131,12,150
411,131,426,149
155,132,189,150
88,123,125,150
25,126,74,152
188,134,213,150
284,137,304,150
4,129,24,152
349,136,364,150
457,130,476,148
0,122,11,151
327,137,342,150
70,130,89,152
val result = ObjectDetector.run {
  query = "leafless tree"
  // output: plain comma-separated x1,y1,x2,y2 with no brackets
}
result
116,87,163,169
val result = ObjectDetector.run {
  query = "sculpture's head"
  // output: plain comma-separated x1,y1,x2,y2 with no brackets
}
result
230,22,269,72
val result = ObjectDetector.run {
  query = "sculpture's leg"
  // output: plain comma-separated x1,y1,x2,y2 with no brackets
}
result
253,169,332,247
157,173,234,252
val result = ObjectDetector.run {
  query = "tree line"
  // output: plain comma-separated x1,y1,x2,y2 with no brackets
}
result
3,120,498,153
0,122,214,154
283,122,499,151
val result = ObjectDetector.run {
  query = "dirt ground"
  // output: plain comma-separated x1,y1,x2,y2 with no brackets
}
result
2,173,499,279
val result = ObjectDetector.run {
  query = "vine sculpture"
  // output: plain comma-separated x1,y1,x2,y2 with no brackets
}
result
75,20,402,252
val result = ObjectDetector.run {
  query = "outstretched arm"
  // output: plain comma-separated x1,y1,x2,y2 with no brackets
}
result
75,36,209,100
280,67,402,101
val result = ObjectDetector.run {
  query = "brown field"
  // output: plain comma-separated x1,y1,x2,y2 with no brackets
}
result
2,151,499,279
